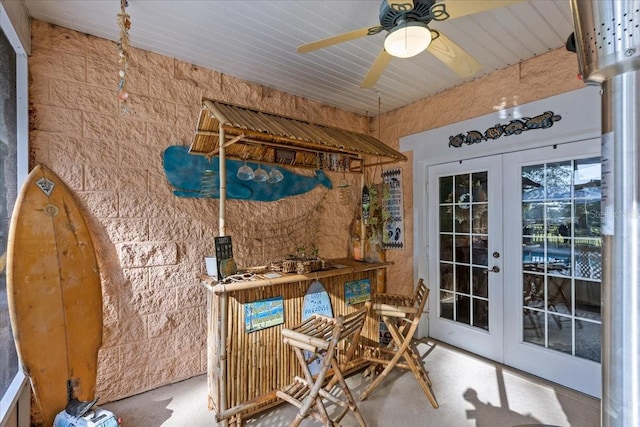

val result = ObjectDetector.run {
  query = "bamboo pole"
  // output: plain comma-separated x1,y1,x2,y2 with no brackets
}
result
219,292,228,427
219,123,226,237
360,171,366,263
204,133,246,158
203,99,230,125
217,124,229,425
363,159,400,168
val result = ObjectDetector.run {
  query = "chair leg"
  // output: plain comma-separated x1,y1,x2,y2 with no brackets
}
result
359,319,414,402
386,319,438,408
279,306,371,426
409,341,432,386
359,348,405,401
361,317,438,408
399,346,439,408
329,358,367,427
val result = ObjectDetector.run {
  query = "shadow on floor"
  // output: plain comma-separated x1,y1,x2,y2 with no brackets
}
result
107,396,174,426
464,387,544,427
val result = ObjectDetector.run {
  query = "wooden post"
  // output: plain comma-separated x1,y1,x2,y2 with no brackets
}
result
360,170,366,265
219,292,228,427
219,124,226,237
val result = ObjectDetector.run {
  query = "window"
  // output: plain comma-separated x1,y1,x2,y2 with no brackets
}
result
1,6,29,424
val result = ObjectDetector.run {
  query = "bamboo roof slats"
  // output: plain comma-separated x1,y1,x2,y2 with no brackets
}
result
189,100,407,171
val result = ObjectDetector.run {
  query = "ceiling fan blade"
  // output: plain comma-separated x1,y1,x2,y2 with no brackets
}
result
297,26,382,54
386,0,415,12
427,32,482,78
440,0,525,20
361,50,393,88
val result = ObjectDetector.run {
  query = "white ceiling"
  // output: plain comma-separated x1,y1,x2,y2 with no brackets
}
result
21,0,575,115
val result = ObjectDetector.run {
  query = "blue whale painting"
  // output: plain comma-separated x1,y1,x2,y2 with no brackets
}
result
162,146,333,202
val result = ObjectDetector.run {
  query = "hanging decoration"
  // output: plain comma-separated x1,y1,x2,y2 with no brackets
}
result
382,168,404,249
117,0,131,114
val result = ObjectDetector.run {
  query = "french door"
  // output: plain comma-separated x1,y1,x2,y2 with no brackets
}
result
428,156,504,361
428,139,602,397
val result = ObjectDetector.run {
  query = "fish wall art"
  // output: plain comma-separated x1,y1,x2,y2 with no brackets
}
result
162,146,332,202
448,111,562,148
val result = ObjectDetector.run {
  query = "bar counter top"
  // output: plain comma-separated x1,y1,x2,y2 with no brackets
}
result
200,258,391,293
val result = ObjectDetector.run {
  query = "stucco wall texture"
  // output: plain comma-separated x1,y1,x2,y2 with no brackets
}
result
27,20,584,406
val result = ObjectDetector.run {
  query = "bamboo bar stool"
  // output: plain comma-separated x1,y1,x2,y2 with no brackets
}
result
276,303,371,427
360,278,438,408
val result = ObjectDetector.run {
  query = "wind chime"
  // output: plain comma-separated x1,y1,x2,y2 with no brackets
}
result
117,0,131,113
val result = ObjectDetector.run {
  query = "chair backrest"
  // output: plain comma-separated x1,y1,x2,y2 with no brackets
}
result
303,303,371,390
398,278,429,337
338,302,371,343
411,278,429,320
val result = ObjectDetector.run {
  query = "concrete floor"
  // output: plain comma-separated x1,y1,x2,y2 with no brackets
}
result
103,340,600,427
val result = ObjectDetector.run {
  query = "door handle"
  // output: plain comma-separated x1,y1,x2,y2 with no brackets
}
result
487,266,500,273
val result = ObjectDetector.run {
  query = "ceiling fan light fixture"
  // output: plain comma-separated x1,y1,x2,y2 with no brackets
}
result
384,21,432,58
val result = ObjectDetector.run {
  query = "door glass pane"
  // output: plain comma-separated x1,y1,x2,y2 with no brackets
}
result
456,295,471,325
472,267,488,298
547,277,571,315
440,290,454,320
576,321,601,362
456,265,470,294
472,204,488,233
455,236,470,263
455,206,470,232
440,263,453,291
455,174,470,204
520,158,601,362
440,235,453,261
472,172,488,202
439,171,489,331
472,236,488,266
473,299,489,330
548,314,573,355
546,161,572,199
439,206,453,233
523,308,545,346
439,176,453,203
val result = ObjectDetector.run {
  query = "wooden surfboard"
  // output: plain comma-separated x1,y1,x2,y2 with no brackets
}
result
301,280,333,375
7,164,103,426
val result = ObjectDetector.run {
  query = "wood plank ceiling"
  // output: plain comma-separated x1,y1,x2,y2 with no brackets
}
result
21,0,575,116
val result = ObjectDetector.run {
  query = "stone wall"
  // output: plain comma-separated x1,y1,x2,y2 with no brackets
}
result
28,21,366,405
28,19,585,409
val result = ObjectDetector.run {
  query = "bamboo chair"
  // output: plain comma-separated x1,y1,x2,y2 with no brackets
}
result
360,278,438,408
276,303,371,427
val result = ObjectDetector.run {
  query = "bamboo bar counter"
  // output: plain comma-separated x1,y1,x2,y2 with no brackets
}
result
201,258,390,424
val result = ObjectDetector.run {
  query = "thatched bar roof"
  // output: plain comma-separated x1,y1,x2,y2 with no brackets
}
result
189,100,407,171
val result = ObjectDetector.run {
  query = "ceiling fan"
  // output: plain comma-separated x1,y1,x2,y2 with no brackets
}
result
297,0,524,88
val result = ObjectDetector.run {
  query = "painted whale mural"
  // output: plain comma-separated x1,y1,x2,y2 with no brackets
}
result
162,145,333,202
